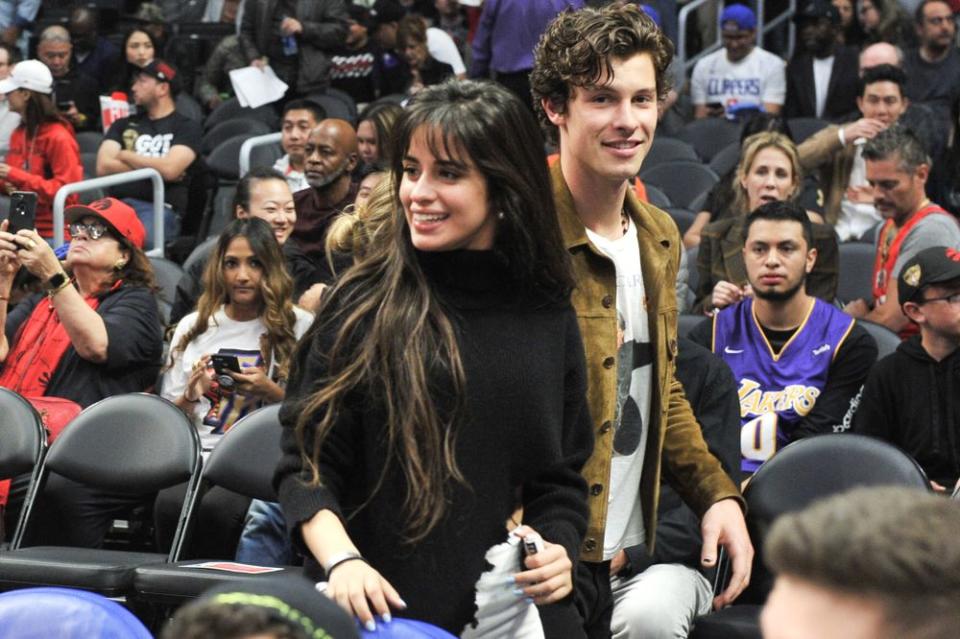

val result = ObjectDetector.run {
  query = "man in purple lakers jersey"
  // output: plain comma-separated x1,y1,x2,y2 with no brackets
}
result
691,201,877,474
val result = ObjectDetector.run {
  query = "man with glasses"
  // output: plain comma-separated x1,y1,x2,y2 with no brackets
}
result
842,125,960,338
903,0,960,132
854,245,960,495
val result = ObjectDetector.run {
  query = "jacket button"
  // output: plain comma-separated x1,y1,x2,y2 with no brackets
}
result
590,483,603,496
602,295,614,308
603,356,615,369
584,538,597,552
599,420,612,434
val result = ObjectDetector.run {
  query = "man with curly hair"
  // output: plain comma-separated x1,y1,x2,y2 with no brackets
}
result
531,4,753,637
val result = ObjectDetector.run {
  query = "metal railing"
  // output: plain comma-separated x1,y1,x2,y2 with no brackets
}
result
239,132,283,177
52,168,166,257
677,0,796,83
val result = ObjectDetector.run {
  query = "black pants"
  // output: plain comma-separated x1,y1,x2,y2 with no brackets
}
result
576,560,615,639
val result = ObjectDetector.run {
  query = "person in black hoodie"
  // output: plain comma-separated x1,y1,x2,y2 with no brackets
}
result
854,245,960,493
276,80,592,636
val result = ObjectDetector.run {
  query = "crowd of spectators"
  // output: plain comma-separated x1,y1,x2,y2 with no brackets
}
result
0,1,957,638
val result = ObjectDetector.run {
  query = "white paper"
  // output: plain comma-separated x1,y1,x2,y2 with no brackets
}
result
460,533,544,639
229,65,289,109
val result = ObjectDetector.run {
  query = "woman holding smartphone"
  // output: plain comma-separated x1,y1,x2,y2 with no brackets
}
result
276,80,593,636
157,217,312,557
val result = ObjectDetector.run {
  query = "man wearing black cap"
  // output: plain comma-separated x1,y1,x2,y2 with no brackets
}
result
854,245,960,495
784,0,859,122
96,59,202,248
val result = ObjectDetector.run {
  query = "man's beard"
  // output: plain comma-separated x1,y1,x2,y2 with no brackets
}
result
308,160,348,190
753,277,805,302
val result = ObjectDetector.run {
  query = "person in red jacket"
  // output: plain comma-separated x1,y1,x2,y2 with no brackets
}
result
0,59,82,240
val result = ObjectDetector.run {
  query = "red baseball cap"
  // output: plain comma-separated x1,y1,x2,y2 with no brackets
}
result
65,198,146,249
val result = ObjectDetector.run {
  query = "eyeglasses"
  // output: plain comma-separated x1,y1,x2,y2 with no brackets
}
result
917,292,960,306
69,220,110,240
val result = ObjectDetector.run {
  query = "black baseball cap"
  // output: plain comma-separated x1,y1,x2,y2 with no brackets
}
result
369,0,405,29
136,59,181,94
793,0,841,23
898,246,960,305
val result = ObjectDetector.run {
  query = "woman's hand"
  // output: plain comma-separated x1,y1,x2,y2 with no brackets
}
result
230,364,282,402
0,163,10,178
0,220,22,282
711,280,748,311
13,230,61,281
325,559,406,632
512,525,574,605
184,354,215,402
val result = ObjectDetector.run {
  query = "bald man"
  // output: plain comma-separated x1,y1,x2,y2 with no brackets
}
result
36,24,99,131
292,118,359,263
859,42,903,72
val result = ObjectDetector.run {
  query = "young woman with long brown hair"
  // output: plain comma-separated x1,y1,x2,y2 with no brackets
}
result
276,80,593,636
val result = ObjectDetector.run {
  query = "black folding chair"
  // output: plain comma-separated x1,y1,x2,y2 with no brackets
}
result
0,388,46,549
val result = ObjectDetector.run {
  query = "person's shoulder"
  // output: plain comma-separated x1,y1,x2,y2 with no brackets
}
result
702,215,739,238
294,187,314,205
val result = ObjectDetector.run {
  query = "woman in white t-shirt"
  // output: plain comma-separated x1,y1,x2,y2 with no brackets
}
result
156,217,312,557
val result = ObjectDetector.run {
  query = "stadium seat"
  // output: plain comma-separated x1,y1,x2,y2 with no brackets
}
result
645,137,700,167
690,435,929,638
676,119,742,162
0,587,152,638
667,207,697,235
836,242,875,305
708,141,740,177
687,245,699,294
147,256,185,326
0,394,201,597
0,388,46,549
645,183,672,208
204,98,280,132
175,94,204,123
76,131,104,155
786,117,830,144
678,314,707,338
857,319,901,360
207,136,248,181
641,161,720,210
202,119,273,156
247,141,284,172
81,152,98,180
133,404,301,606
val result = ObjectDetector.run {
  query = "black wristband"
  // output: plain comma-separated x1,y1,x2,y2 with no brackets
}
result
325,554,367,576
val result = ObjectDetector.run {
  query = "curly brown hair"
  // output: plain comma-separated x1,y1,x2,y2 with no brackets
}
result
530,2,674,143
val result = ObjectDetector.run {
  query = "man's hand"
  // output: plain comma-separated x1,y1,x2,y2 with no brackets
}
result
609,549,628,576
281,17,303,35
843,298,870,318
842,118,886,144
701,498,754,609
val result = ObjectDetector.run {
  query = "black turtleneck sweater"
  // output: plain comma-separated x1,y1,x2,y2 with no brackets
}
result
275,250,593,634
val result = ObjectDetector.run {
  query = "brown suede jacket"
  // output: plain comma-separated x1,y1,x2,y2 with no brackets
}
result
551,161,743,563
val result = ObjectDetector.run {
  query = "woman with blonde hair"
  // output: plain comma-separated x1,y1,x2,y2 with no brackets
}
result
694,131,838,313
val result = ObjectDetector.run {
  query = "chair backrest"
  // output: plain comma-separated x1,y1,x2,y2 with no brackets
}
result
0,388,45,480
686,245,700,294
741,434,929,602
201,404,283,501
0,587,153,639
641,161,720,209
147,256,185,308
645,136,700,167
667,207,697,236
248,142,284,171
175,93,205,123
857,319,901,359
678,313,707,338
207,136,248,180
644,183,672,208
202,119,273,155
786,117,830,143
837,242,876,304
76,131,104,155
676,118,742,162
205,97,280,131
708,141,740,177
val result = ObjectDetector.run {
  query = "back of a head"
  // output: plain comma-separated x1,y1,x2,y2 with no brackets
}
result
765,486,960,639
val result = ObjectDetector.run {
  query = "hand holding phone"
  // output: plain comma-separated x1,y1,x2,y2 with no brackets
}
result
210,354,241,390
7,191,37,236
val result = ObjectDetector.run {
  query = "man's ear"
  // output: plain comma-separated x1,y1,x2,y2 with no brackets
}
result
805,246,818,274
347,151,359,173
541,97,566,127
235,206,248,219
903,301,925,325
915,162,930,185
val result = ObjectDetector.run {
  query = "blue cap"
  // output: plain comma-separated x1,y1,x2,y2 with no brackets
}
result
720,4,757,31
640,4,662,27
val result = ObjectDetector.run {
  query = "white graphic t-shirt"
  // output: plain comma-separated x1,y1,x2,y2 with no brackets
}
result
586,217,653,559
690,47,787,110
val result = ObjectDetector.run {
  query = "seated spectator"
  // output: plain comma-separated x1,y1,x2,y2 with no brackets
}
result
833,0,864,46
690,4,786,119
854,245,960,493
239,0,350,97
193,35,246,112
274,99,326,195
612,337,741,638
355,164,386,209
859,0,916,48
693,132,837,313
784,0,859,122
761,486,960,639
109,27,157,95
328,5,380,105
96,60,202,248
67,6,121,95
843,125,960,338
0,1,39,57
370,0,467,85
157,217,313,558
203,0,244,27
356,101,403,172
397,16,454,95
161,575,359,639
0,44,20,158
0,59,82,240
902,0,960,138
170,167,321,324
37,25,100,133
434,0,469,64
292,119,358,264
691,201,877,476
799,64,912,241
0,198,164,548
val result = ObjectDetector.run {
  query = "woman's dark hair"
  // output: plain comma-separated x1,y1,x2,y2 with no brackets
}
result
740,112,794,144
114,240,157,291
20,91,66,139
114,27,159,91
173,217,298,380
232,166,287,213
295,79,574,542
357,101,404,165
396,14,428,48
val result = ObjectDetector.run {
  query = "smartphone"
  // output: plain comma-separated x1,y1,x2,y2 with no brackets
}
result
210,354,242,389
8,191,37,235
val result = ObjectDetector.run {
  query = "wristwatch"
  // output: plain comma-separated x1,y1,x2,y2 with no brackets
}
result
46,271,71,298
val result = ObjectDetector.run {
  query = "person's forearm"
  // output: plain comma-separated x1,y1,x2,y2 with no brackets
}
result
116,151,186,182
97,155,134,176
301,509,360,567
49,285,109,362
